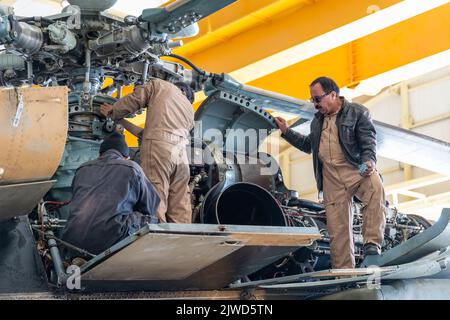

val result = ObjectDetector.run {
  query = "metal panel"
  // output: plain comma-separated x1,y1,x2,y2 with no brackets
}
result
258,247,450,289
83,234,245,281
195,91,276,154
362,208,450,267
148,223,321,243
0,180,55,220
142,0,237,34
79,223,321,291
320,279,450,300
0,86,68,185
152,223,321,246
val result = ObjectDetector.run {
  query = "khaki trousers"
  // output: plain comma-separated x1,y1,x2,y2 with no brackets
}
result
323,172,386,269
141,139,192,223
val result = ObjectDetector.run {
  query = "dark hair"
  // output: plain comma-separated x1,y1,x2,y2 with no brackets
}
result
174,82,195,104
310,77,340,95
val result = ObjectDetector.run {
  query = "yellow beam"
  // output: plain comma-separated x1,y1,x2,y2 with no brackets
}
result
189,3,450,111
182,0,286,44
234,2,450,85
175,0,402,73
248,4,450,100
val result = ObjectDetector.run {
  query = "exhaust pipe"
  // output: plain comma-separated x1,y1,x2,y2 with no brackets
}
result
200,182,286,226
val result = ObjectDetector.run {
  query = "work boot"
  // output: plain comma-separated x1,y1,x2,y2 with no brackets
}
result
363,243,381,256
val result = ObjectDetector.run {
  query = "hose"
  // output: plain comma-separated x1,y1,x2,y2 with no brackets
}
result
161,53,206,76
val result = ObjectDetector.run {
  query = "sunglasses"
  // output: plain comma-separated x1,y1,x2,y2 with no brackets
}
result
310,92,331,104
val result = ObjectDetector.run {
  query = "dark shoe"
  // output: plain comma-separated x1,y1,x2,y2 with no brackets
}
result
363,243,381,256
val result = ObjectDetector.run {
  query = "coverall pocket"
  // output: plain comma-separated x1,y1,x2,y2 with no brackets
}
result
323,201,335,210
340,121,356,141
355,177,375,208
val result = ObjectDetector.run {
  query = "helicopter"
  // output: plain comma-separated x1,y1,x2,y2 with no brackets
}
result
1,0,450,299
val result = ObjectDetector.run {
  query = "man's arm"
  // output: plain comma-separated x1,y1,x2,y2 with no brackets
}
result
282,129,312,154
275,117,312,154
356,109,377,175
117,119,144,138
133,167,160,219
100,84,153,120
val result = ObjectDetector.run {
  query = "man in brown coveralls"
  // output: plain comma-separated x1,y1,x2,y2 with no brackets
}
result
275,76,386,269
100,79,195,224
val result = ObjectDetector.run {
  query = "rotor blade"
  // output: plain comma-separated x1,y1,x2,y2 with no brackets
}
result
141,0,237,34
374,121,450,176
206,76,316,120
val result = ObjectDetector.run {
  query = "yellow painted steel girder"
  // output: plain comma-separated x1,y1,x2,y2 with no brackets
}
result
186,6,450,110
174,0,402,73
248,4,450,100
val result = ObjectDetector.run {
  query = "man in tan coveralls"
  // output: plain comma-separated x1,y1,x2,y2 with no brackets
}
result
275,77,386,269
100,79,195,224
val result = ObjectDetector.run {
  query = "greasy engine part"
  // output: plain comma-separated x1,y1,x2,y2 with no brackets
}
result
186,137,288,227
46,93,118,223
247,200,432,280
184,128,434,281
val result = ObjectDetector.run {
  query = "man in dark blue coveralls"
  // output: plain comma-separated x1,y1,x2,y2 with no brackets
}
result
62,132,160,255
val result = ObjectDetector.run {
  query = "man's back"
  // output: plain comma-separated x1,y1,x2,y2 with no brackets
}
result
62,149,159,255
144,79,194,140
111,78,194,142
